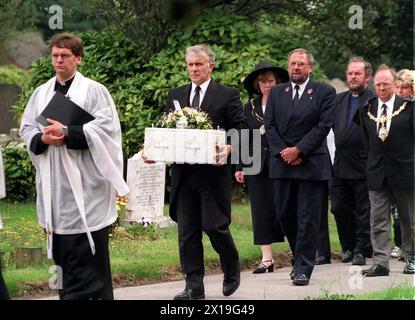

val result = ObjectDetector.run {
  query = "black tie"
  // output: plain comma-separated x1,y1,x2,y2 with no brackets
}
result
293,85,300,109
378,104,387,133
191,86,201,109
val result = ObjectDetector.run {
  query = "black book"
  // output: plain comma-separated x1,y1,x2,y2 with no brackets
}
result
36,91,95,126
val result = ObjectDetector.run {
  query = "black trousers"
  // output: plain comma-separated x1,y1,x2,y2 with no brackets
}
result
52,226,113,300
273,179,326,277
317,182,331,258
176,174,239,290
0,262,9,300
330,178,372,256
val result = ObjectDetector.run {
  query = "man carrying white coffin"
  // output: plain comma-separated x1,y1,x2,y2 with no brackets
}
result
144,44,247,299
19,32,129,300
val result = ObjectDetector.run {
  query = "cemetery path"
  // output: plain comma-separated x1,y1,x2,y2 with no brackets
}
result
38,258,413,300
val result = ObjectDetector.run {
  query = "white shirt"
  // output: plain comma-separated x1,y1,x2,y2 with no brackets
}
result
190,78,211,108
376,95,395,132
291,77,310,100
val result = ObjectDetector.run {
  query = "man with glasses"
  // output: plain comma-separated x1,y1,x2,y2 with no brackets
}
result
359,65,414,276
264,48,335,285
19,33,129,299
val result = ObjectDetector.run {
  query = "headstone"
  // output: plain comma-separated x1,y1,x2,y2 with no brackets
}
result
0,84,20,134
125,151,173,228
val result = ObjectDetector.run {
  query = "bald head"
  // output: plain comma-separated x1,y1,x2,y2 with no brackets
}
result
374,68,395,102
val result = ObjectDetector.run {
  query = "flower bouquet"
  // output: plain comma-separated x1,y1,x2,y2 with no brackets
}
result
157,107,213,130
144,107,225,164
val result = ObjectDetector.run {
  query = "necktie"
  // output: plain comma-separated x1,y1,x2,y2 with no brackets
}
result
293,85,300,109
378,104,387,133
191,86,201,109
377,103,388,141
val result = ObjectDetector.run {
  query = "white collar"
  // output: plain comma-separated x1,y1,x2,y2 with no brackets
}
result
192,78,211,94
291,77,310,94
378,94,395,111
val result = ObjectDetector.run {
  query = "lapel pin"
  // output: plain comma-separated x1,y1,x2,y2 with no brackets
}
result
307,88,313,95
285,87,290,93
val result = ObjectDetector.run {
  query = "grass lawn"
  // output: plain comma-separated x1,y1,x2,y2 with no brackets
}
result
0,199,342,297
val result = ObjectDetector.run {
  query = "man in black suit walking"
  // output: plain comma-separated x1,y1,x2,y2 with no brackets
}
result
360,65,414,276
264,48,335,286
331,57,375,266
162,45,247,299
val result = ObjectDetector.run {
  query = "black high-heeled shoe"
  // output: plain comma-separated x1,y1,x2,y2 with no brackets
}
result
252,259,274,274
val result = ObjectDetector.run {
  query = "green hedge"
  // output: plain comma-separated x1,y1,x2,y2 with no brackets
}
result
2,142,36,202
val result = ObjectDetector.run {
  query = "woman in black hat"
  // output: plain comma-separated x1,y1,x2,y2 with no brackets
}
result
235,62,289,273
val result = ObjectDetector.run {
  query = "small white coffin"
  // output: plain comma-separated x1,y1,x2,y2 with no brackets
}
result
143,128,226,164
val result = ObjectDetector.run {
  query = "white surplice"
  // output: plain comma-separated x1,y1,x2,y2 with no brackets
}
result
19,72,130,258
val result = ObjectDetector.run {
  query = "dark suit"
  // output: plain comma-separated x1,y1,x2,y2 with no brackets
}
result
166,79,247,290
264,79,335,278
239,97,284,245
330,88,375,257
359,96,414,265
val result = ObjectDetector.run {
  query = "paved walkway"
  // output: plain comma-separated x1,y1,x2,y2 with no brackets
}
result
40,258,414,300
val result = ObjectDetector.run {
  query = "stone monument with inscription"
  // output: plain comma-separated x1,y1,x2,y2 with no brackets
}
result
125,151,173,228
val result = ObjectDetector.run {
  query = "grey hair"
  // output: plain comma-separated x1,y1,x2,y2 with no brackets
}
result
288,48,314,65
347,57,372,76
185,45,216,64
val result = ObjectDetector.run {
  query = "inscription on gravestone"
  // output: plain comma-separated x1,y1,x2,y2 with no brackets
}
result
126,152,172,227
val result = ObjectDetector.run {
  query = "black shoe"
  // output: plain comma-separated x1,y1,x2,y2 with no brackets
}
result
292,273,310,286
352,253,366,266
223,265,241,297
315,256,331,265
403,261,415,274
289,269,296,280
173,288,205,300
361,264,389,277
253,259,274,274
341,250,353,263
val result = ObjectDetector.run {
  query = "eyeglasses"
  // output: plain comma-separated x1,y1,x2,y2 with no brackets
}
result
289,62,308,68
52,54,75,60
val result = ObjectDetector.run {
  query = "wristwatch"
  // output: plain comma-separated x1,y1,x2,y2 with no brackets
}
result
60,125,68,136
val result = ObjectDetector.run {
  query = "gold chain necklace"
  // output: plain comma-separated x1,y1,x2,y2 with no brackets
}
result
250,99,264,122
367,101,408,141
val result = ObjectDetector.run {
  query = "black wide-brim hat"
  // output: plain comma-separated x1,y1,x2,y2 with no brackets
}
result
244,61,289,95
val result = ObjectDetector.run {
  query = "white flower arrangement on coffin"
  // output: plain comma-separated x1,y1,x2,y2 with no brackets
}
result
144,107,225,164
157,107,213,130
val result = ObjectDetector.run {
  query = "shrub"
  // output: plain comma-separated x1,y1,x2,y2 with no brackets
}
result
2,142,36,202
0,65,31,87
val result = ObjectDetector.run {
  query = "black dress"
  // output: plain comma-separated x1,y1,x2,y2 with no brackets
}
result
242,97,285,245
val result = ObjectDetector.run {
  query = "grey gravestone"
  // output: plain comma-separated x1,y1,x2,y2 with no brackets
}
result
0,84,20,134
125,152,173,228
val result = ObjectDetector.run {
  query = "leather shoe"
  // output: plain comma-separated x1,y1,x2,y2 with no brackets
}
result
289,269,296,280
352,253,366,266
341,250,353,263
403,261,415,274
292,273,310,286
173,288,205,300
362,264,389,277
223,270,240,297
315,256,331,265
